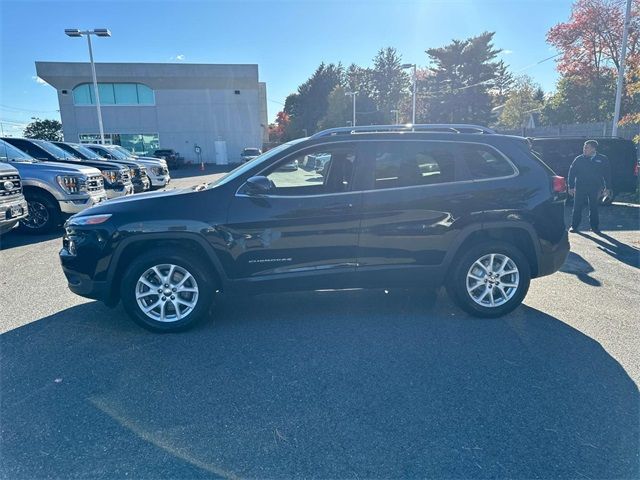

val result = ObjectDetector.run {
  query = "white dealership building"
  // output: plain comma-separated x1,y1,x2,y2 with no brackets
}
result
36,62,269,164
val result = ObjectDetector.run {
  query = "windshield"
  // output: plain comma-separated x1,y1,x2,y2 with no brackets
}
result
100,147,129,160
112,145,137,157
33,139,78,160
243,149,261,156
205,140,305,189
71,144,104,160
0,139,37,162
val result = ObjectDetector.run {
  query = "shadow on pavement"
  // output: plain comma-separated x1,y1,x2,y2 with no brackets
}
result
0,229,62,251
559,251,602,286
565,202,640,232
1,290,638,479
578,232,640,269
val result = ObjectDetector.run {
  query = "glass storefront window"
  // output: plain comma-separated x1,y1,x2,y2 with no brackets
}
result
73,84,93,105
114,84,138,104
79,133,159,155
73,83,155,105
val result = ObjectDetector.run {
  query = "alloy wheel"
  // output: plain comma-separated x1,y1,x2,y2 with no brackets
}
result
466,253,520,308
22,201,49,229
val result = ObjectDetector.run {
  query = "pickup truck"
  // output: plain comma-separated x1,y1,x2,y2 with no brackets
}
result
0,139,107,233
0,162,28,235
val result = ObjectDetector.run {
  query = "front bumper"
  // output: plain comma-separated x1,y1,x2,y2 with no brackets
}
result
148,174,170,188
133,177,151,193
59,191,108,214
0,198,29,234
106,183,134,199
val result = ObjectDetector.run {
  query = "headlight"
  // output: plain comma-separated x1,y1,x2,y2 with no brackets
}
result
56,175,87,194
101,170,119,184
67,214,112,226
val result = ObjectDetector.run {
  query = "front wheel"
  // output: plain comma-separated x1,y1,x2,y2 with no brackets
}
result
120,248,215,332
446,242,531,318
19,191,61,234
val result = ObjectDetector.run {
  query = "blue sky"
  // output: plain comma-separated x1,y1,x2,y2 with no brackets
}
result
0,0,573,135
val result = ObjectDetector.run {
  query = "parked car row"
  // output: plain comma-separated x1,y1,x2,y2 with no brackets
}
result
0,137,171,235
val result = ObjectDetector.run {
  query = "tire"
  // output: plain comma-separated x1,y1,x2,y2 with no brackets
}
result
120,248,215,332
19,191,61,234
446,241,531,318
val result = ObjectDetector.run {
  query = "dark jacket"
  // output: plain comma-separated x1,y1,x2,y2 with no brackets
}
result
568,153,612,191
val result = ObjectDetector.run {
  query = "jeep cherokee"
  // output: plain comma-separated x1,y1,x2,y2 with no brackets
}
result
60,124,570,332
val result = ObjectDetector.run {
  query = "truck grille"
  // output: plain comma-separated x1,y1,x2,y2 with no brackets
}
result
86,174,104,192
0,174,22,198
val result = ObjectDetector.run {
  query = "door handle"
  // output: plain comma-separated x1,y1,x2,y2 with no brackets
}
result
326,203,353,214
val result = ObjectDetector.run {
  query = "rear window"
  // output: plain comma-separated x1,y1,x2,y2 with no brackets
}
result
372,141,457,189
459,144,515,179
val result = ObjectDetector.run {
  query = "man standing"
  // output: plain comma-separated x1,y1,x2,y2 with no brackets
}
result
568,140,612,234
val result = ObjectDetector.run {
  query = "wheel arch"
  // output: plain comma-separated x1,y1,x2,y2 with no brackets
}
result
443,222,540,279
106,233,226,305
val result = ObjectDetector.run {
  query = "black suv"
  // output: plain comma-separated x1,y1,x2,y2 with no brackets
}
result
60,124,570,332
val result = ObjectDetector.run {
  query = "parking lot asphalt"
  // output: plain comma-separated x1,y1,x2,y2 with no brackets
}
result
1,169,638,479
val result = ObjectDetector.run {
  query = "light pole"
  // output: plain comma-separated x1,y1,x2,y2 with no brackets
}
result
390,109,400,125
345,91,357,127
612,0,632,137
402,63,417,124
65,28,111,144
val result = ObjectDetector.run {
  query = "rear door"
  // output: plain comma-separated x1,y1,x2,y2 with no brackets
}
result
354,140,475,286
222,142,362,290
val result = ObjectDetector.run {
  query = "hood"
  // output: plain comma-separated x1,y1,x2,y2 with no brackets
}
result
132,157,165,167
45,158,125,172
8,160,101,177
0,162,19,175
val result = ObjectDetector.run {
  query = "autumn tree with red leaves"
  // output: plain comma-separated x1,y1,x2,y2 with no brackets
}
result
545,0,640,123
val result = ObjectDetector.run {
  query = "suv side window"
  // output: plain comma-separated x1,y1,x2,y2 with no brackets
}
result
264,144,356,195
372,141,457,189
459,144,515,180
10,140,45,160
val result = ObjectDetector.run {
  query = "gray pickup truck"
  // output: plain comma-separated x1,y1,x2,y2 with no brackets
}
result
0,139,107,234
0,162,28,235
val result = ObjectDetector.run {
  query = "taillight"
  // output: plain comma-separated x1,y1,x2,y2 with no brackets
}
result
552,175,566,193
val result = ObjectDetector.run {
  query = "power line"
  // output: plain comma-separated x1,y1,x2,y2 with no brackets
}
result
0,104,59,113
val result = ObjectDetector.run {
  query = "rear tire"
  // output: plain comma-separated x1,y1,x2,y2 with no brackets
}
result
446,241,531,318
120,248,215,332
19,191,61,234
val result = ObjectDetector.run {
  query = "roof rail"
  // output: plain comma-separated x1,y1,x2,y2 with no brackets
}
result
310,123,496,139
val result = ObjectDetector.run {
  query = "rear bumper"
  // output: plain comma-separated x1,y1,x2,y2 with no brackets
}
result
536,231,570,278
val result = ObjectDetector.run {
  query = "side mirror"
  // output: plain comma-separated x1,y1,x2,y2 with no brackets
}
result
243,175,273,195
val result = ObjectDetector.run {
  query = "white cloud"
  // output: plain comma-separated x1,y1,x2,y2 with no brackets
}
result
501,49,514,55
32,76,47,85
176,54,185,61
169,54,186,61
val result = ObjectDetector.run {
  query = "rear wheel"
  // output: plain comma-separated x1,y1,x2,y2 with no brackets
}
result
120,248,215,332
446,242,531,318
19,191,61,234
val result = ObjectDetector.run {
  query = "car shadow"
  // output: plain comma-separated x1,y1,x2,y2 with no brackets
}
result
559,251,602,286
0,229,63,251
578,231,640,269
1,290,638,479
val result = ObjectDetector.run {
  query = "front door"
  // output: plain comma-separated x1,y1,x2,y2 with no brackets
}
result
223,142,362,290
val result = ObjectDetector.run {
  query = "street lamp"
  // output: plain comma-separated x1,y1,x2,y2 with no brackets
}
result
612,0,632,136
402,63,417,125
345,91,357,127
65,28,111,144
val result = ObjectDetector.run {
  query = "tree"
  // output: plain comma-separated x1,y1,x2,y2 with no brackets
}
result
543,73,617,123
281,63,344,138
491,60,515,107
619,63,640,142
498,76,545,129
370,47,410,123
547,0,640,119
318,86,352,129
23,118,62,141
424,32,502,124
268,111,290,143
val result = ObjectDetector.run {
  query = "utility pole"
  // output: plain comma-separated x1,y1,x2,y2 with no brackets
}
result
402,64,417,124
612,0,632,137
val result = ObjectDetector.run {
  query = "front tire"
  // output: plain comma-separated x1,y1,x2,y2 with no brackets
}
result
120,248,215,332
19,191,61,234
446,242,531,318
